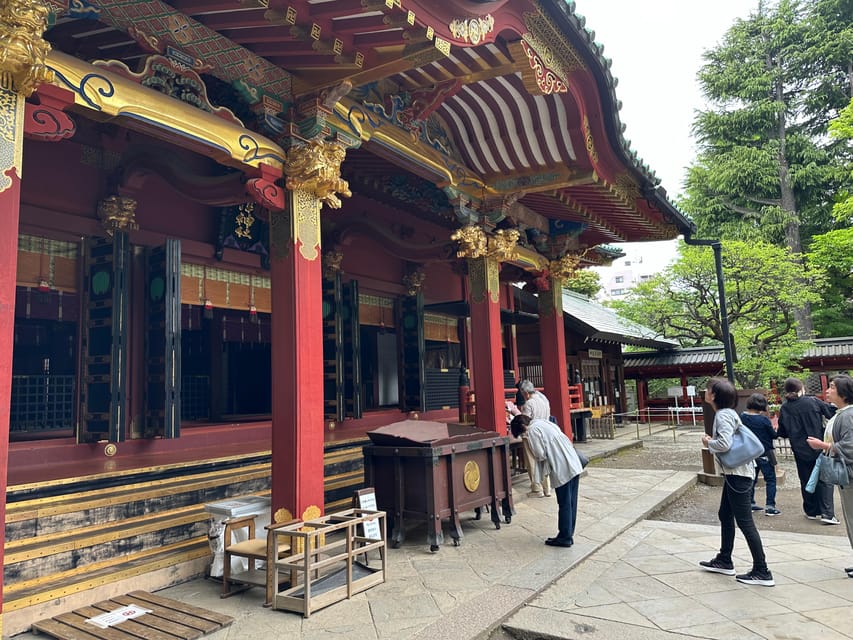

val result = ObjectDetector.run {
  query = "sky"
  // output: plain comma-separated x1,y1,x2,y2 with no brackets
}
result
574,0,755,273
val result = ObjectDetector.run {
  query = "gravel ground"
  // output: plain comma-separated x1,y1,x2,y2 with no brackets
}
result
596,424,847,537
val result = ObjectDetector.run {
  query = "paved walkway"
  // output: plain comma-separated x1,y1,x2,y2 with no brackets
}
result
15,425,853,640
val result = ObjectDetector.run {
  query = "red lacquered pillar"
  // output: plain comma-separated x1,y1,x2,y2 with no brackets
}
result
0,84,26,633
269,140,349,520
538,277,571,436
467,256,505,435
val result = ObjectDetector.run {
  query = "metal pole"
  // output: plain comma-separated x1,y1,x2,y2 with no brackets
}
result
684,232,735,383
712,243,735,383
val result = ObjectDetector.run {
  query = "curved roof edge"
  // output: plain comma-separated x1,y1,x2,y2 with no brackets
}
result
545,1,697,236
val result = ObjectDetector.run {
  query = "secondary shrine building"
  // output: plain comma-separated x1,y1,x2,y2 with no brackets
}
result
0,0,693,633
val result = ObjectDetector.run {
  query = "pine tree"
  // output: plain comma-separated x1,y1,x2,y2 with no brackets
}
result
681,0,853,338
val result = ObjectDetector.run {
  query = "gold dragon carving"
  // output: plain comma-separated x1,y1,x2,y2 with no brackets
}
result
548,252,583,281
451,226,520,262
284,139,352,209
97,195,139,236
322,249,344,280
402,267,426,296
0,0,54,96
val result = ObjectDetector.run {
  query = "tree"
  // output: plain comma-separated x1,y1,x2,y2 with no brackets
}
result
609,240,825,389
806,228,853,336
565,269,601,298
680,0,853,337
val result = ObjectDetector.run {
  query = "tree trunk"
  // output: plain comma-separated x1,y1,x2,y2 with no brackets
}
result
776,75,814,339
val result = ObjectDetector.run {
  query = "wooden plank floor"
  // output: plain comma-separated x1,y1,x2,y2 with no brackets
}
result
30,591,234,640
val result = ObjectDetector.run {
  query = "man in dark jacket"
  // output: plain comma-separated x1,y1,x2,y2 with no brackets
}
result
777,378,837,523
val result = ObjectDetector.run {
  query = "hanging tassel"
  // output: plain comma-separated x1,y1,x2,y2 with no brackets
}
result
202,266,213,319
249,278,259,324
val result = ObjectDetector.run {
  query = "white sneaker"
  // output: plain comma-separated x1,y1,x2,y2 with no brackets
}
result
821,516,840,525
543,490,552,497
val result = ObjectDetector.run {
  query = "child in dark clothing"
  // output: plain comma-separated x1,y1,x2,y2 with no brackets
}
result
741,393,780,516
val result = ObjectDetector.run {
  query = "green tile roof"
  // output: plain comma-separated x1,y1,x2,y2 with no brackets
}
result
560,290,678,349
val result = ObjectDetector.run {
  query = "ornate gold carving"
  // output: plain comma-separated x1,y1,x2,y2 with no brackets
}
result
234,203,255,239
582,115,598,165
452,226,519,263
489,229,520,262
548,252,583,281
0,86,25,193
402,267,426,296
523,7,585,76
302,504,321,520
452,225,488,259
322,249,343,280
97,195,139,236
612,173,641,204
467,256,500,305
514,40,567,95
284,139,351,209
0,0,54,97
463,460,481,492
468,257,487,304
448,15,495,45
292,187,321,261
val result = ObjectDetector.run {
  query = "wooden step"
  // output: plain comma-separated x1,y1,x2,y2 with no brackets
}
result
5,538,211,610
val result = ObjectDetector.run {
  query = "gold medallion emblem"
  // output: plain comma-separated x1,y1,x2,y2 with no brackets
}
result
463,460,481,492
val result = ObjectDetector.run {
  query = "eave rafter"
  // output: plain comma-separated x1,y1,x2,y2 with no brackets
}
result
551,189,623,240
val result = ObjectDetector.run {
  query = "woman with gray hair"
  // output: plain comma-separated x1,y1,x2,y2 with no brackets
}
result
510,380,552,497
806,374,853,578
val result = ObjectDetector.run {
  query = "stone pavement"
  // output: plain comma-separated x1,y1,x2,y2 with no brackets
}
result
12,425,853,640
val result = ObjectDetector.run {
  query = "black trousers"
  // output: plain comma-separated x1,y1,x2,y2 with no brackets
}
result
717,474,768,572
793,454,835,518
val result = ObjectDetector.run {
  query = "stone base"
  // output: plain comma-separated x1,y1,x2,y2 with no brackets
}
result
697,467,785,488
697,471,724,486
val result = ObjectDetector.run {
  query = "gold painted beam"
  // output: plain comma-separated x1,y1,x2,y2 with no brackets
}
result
45,51,285,173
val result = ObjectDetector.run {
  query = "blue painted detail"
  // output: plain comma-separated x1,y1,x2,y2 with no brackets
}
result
238,134,286,165
550,219,587,237
49,68,114,111
68,0,101,19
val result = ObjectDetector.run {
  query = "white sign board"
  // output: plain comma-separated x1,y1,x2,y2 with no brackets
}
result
667,385,697,398
356,490,382,541
86,605,151,629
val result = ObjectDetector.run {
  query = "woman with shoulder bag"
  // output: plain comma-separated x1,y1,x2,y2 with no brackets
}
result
699,377,774,586
806,375,853,578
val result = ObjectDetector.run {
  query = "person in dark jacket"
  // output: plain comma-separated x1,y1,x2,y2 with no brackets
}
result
777,377,837,523
740,393,779,516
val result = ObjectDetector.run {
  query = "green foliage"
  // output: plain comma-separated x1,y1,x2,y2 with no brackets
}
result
828,98,853,224
806,227,853,336
611,240,825,389
680,0,853,338
565,269,602,298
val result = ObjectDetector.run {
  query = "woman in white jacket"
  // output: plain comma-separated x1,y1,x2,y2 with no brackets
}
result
510,414,583,548
699,377,774,586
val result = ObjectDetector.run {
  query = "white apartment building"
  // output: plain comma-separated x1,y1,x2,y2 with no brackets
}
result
593,240,679,302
